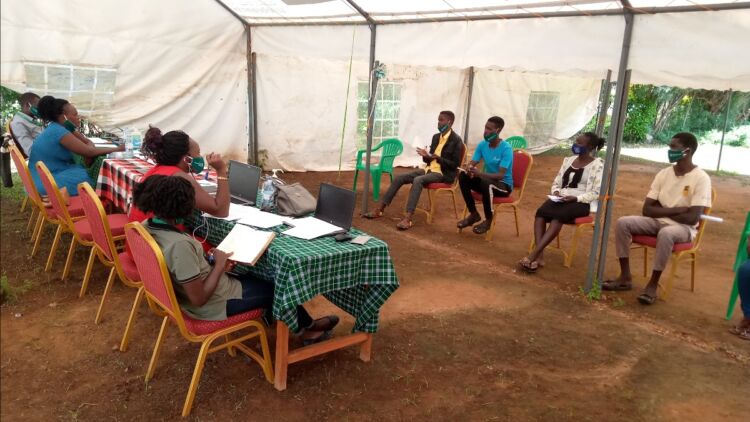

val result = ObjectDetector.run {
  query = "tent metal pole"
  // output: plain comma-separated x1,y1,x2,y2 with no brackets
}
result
244,23,257,165
716,89,733,172
595,70,613,137
584,10,634,292
463,67,475,145
595,69,632,285
345,0,378,213
251,52,259,165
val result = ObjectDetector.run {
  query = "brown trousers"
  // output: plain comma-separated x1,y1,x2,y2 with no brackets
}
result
615,216,692,272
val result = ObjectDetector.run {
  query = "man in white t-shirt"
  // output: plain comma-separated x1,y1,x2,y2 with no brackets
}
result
602,132,712,305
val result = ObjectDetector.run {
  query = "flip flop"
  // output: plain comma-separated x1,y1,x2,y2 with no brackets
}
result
518,258,539,274
601,279,633,291
472,220,492,234
396,219,413,231
637,293,657,305
457,214,481,229
362,210,384,219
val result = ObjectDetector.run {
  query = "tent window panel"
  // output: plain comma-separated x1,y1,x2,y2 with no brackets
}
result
23,62,117,118
524,91,560,145
356,81,402,150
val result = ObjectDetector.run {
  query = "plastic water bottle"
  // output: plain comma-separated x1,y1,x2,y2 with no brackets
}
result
260,176,275,209
130,129,142,154
122,128,133,158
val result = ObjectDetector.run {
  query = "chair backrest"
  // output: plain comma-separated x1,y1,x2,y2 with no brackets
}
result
125,222,185,327
692,188,717,250
8,143,41,205
505,136,528,150
78,182,118,262
375,138,404,171
511,150,534,201
35,162,72,225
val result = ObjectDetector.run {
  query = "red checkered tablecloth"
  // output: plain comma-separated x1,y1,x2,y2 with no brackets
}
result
95,158,216,212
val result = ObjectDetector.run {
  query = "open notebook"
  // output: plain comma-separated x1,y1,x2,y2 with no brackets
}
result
215,224,275,265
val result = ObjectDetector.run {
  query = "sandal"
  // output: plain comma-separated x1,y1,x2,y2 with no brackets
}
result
309,315,339,332
637,293,657,305
518,257,539,273
362,209,384,219
472,219,492,235
601,279,633,291
396,218,413,231
457,214,481,229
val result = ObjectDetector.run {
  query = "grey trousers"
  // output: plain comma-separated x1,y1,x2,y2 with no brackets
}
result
615,216,692,272
381,169,447,213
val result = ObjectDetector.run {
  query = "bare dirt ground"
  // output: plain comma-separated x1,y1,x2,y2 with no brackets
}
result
1,154,749,421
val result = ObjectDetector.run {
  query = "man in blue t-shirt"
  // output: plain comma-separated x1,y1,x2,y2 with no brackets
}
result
457,116,514,234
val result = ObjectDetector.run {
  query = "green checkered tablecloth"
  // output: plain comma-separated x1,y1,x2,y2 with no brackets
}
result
186,211,399,333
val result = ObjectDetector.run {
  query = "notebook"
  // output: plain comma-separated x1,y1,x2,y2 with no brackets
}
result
215,223,275,265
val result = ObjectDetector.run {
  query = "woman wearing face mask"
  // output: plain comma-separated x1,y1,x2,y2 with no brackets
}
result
128,126,230,224
28,96,124,197
518,132,605,273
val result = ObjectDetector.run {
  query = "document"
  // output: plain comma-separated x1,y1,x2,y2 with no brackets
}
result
90,137,117,146
215,224,275,265
236,209,287,229
204,203,256,221
547,195,565,203
282,216,344,240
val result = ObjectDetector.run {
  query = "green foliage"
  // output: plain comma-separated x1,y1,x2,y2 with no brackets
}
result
0,273,34,304
1,85,22,133
0,174,25,203
623,85,657,144
579,281,602,302
727,134,747,147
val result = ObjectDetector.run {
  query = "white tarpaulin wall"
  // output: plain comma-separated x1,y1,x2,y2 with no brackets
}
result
252,24,603,170
1,0,250,161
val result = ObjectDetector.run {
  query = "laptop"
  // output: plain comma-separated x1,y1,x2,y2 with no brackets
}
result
314,183,356,232
228,160,262,205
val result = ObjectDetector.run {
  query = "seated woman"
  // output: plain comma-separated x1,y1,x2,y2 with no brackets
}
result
129,126,230,222
731,236,750,340
29,96,123,196
133,175,338,343
519,132,605,273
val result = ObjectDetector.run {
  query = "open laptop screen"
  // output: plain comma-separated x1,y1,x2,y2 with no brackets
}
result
314,183,356,230
228,160,262,204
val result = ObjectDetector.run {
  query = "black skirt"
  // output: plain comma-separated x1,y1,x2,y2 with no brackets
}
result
535,200,591,224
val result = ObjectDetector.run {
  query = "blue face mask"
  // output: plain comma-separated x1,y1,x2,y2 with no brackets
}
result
484,132,498,142
29,104,39,118
438,124,449,133
571,144,588,155
186,156,205,173
63,119,77,132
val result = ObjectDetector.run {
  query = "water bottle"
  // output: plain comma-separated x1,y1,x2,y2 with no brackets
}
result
260,176,275,210
122,128,133,158
130,129,142,155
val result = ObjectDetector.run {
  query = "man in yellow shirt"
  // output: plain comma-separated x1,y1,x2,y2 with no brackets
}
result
364,111,464,230
602,132,712,305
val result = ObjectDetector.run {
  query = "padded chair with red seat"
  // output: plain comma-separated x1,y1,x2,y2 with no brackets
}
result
414,143,467,224
124,222,273,417
9,145,86,256
36,162,128,283
77,183,146,338
458,150,534,241
631,188,716,300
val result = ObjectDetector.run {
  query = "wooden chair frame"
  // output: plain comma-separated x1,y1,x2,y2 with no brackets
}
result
8,144,45,244
125,222,273,417
529,217,594,268
414,143,467,224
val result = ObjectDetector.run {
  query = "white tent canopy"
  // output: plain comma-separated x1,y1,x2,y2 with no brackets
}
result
2,0,749,170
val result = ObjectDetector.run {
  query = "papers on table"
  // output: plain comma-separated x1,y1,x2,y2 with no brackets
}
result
282,216,344,240
197,179,216,188
547,195,564,203
90,137,117,146
215,224,275,265
203,203,287,229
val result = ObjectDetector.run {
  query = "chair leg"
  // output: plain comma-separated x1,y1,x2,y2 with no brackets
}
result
426,190,435,224
26,207,37,234
690,253,697,292
352,170,359,191
225,334,236,357
182,338,215,417
512,205,520,237
485,207,498,241
94,267,118,324
643,248,649,278
255,322,275,383
145,316,170,383
457,205,468,233
80,247,98,298
61,236,79,281
44,225,64,272
450,190,459,218
565,226,583,268
661,256,679,300
120,286,145,352
371,171,382,201
20,196,28,212
30,215,45,254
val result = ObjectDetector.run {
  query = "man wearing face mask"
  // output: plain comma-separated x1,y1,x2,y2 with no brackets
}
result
457,116,513,235
9,92,42,158
363,111,463,230
602,132,712,305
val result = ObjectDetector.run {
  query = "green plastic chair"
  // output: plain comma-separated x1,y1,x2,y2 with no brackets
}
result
505,136,527,150
352,138,403,201
726,211,750,320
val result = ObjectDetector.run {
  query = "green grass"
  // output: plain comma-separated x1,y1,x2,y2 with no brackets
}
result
0,173,25,202
0,273,34,304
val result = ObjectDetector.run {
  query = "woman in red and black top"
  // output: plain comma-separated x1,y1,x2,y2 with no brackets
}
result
129,126,231,224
